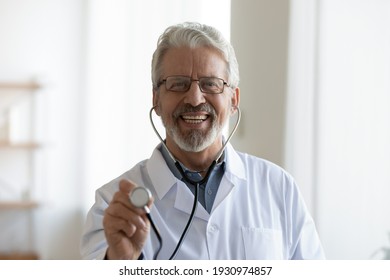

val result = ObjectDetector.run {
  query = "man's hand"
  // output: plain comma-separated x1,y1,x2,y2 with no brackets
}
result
103,179,153,259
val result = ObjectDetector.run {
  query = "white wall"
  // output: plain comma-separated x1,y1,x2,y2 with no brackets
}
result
230,0,290,167
285,0,390,260
315,0,390,259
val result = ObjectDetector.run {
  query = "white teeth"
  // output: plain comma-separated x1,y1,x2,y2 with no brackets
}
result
184,119,203,124
181,115,207,124
182,115,207,120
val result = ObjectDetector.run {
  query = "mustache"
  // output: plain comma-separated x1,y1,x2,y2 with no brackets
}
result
173,103,217,118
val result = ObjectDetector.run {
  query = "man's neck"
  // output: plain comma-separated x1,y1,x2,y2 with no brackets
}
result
165,137,223,172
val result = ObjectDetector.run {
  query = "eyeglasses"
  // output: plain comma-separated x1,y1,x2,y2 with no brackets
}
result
157,75,229,94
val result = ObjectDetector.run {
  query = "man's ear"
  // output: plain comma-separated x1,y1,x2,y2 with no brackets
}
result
230,87,240,115
152,90,161,116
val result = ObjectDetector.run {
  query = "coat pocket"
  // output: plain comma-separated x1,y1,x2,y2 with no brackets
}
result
241,227,284,259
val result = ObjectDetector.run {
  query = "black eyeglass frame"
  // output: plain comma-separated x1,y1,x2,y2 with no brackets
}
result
157,75,230,94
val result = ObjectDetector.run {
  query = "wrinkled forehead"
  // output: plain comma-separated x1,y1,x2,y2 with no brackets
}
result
160,46,228,78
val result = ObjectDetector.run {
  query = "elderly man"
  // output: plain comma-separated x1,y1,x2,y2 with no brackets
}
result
80,22,325,260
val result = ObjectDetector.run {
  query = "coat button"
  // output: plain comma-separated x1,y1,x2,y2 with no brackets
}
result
208,224,218,232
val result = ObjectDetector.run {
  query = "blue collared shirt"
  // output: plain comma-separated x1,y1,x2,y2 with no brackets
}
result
159,145,225,213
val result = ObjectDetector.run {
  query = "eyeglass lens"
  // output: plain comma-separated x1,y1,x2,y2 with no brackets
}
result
164,76,225,94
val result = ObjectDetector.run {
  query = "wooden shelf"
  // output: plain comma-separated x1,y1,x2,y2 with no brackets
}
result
0,252,39,260
0,201,39,210
0,81,41,91
0,81,41,112
0,141,41,149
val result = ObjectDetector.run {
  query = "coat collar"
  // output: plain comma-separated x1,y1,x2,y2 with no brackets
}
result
146,143,177,200
146,142,247,220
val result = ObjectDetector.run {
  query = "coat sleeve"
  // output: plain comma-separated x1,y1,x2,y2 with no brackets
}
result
80,187,112,260
284,174,326,259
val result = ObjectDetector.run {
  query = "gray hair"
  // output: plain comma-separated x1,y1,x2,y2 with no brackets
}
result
151,22,240,90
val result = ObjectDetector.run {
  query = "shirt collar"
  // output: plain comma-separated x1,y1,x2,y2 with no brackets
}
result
146,142,246,201
159,143,225,181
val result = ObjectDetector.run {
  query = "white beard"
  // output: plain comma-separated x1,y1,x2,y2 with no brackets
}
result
162,103,226,152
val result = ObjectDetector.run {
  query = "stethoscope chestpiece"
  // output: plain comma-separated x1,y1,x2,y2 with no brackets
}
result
129,185,162,259
129,186,152,212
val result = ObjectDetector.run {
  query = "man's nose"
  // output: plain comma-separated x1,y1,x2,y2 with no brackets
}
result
183,81,206,106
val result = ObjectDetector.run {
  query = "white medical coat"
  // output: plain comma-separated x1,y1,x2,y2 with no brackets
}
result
80,143,325,259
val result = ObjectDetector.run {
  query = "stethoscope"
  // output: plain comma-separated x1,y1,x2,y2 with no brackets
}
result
129,105,241,260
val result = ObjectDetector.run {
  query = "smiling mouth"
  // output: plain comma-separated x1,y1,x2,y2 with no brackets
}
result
181,114,209,124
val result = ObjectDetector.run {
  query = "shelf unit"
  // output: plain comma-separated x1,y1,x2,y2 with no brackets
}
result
0,80,42,260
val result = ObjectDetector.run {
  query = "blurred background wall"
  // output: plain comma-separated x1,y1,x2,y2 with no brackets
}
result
0,0,389,259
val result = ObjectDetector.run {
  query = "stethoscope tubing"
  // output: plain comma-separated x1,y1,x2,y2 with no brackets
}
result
147,105,241,260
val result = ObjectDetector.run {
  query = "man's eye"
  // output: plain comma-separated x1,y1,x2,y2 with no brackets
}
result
204,81,217,87
172,82,186,87
168,81,187,90
202,79,219,89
